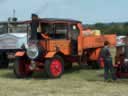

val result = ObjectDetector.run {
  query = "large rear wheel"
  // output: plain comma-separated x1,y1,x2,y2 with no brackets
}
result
13,57,33,78
45,55,64,78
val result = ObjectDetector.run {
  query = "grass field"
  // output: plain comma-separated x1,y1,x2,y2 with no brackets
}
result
0,65,128,96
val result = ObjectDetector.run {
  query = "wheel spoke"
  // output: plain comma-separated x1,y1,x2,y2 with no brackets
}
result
50,59,62,77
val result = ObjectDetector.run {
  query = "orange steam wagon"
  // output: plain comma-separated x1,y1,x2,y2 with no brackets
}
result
14,18,116,78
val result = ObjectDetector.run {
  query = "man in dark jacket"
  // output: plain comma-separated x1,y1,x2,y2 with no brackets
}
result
100,41,116,81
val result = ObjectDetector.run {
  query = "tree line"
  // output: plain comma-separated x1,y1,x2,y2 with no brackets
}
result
83,22,128,36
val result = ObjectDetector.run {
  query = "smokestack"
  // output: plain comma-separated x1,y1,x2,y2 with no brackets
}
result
30,13,39,40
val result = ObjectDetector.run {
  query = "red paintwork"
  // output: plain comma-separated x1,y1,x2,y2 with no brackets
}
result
50,59,63,77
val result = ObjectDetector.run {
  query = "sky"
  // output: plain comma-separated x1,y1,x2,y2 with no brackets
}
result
0,0,128,24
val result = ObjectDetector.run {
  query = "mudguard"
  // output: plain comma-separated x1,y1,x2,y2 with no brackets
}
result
15,51,25,57
45,52,56,58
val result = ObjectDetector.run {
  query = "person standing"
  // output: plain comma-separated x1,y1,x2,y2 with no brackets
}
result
100,41,116,81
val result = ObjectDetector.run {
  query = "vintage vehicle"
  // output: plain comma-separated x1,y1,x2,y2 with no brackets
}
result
0,22,28,68
114,36,128,78
14,18,116,78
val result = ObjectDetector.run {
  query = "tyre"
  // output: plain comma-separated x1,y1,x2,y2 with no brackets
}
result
45,55,64,78
0,52,9,68
13,57,33,78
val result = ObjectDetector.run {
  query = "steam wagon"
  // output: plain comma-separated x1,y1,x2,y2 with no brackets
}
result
14,18,116,78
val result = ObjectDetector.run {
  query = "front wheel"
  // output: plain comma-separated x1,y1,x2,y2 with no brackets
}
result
45,55,64,78
13,57,33,78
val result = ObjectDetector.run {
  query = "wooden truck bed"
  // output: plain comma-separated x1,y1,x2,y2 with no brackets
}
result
82,34,116,49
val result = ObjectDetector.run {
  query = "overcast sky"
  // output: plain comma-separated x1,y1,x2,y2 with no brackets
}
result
0,0,128,24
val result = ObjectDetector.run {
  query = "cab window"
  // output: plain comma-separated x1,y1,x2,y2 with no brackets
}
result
54,23,68,39
69,24,79,40
41,23,53,35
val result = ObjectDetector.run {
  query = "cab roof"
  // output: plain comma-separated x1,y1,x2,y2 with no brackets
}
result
25,18,81,24
0,18,81,25
40,18,81,23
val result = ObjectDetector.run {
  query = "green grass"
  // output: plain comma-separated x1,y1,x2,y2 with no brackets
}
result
0,65,128,96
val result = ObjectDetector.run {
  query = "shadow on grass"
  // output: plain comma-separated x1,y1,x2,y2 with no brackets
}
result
2,63,103,81
64,66,81,74
0,66,82,80
0,70,50,80
86,72,128,84
1,65,128,84
0,65,103,81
